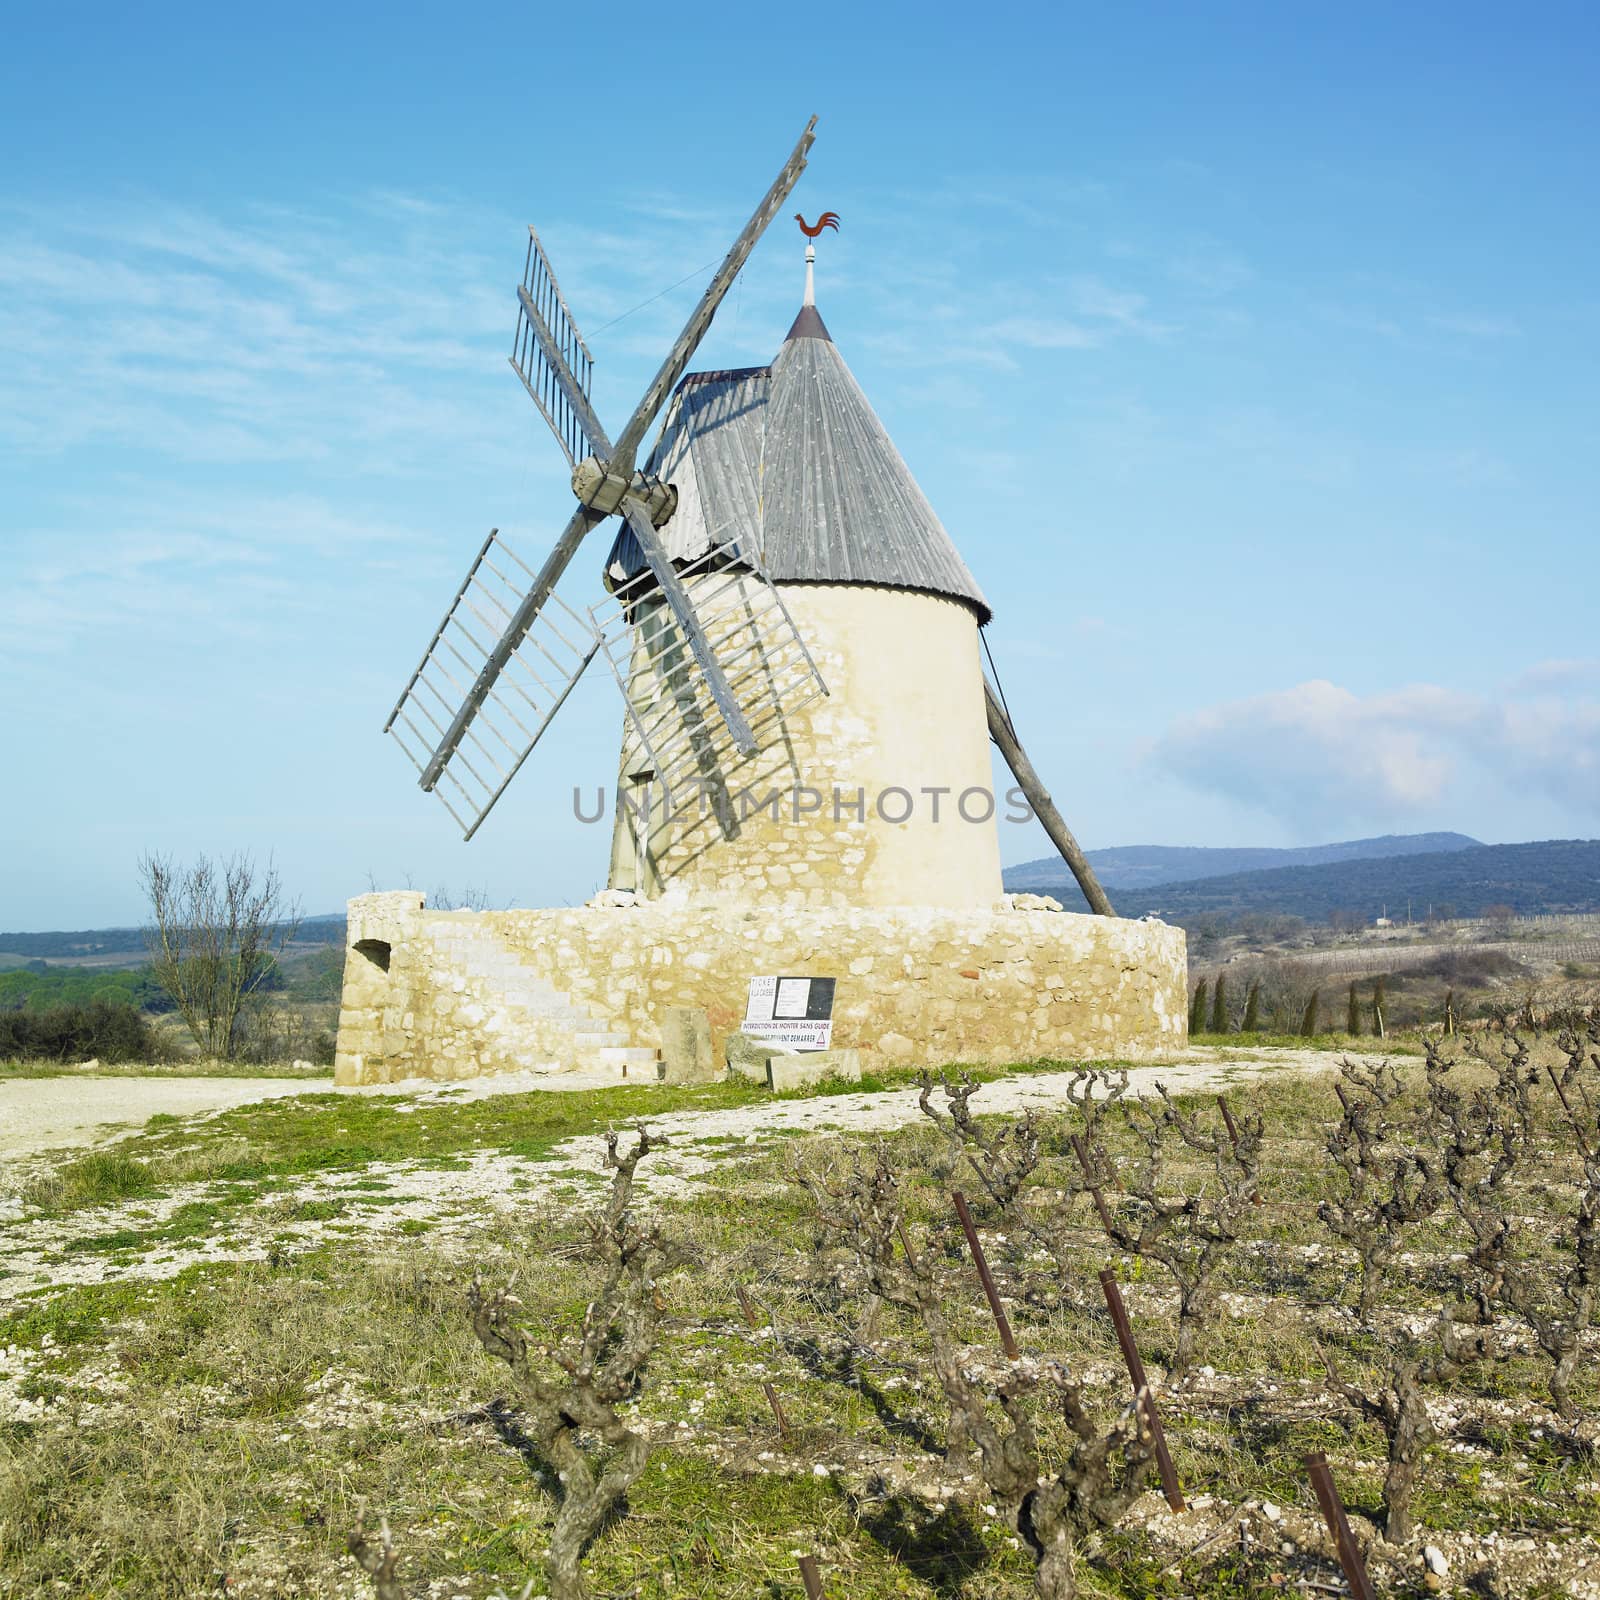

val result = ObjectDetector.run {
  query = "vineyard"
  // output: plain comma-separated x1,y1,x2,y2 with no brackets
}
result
4,1026,1597,1598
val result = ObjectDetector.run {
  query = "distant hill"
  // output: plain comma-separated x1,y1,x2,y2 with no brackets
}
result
0,913,346,967
1023,839,1600,922
1004,832,1482,894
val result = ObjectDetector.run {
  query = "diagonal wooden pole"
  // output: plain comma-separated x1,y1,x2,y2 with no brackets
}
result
1305,1452,1377,1600
953,1191,1020,1359
1099,1268,1185,1512
984,679,1115,917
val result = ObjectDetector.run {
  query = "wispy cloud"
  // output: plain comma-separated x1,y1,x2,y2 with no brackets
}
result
0,194,517,467
1153,670,1600,831
1510,658,1600,694
0,495,438,662
1427,311,1520,340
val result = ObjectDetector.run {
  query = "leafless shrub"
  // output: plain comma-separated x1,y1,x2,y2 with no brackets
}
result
1075,1086,1258,1381
916,1069,1126,1309
1061,1066,1131,1141
1319,1309,1493,1543
914,1070,1248,1378
467,1129,686,1600
1315,1053,1502,1540
347,1515,405,1599
917,1070,1044,1210
1442,1025,1599,1418
1316,1059,1443,1318
796,1149,1156,1599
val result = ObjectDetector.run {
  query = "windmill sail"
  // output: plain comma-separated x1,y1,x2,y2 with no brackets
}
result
388,115,823,839
509,228,602,470
599,527,827,816
384,529,602,839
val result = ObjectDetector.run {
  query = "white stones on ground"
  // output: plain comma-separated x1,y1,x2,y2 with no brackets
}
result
586,888,641,909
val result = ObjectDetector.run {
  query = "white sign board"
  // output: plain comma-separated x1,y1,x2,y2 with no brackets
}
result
745,974,836,1052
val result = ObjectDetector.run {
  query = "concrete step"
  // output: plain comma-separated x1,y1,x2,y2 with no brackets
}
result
425,922,651,1077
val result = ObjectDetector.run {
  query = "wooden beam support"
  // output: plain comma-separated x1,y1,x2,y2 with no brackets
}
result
984,680,1116,917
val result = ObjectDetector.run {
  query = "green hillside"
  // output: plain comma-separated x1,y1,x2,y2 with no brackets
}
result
0,967,175,1013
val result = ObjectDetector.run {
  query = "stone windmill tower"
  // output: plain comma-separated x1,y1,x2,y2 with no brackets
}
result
341,119,1183,1087
599,226,1006,910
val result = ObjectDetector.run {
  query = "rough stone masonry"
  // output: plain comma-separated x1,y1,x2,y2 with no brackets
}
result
334,891,1187,1086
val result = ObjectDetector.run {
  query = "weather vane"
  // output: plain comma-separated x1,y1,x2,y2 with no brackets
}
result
794,213,838,307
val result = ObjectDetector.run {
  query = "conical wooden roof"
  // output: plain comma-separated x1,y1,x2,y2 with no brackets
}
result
604,305,990,621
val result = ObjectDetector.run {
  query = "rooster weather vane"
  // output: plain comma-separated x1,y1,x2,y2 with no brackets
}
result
795,211,840,238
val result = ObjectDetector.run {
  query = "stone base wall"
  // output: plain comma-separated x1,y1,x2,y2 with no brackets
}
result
335,891,1187,1086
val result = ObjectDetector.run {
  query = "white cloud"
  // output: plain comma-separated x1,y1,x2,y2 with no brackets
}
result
1509,658,1600,695
1154,671,1600,832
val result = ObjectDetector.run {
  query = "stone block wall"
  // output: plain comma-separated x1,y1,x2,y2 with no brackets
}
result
335,890,1187,1086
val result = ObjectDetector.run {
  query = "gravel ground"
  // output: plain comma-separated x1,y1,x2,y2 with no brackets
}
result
0,1075,324,1161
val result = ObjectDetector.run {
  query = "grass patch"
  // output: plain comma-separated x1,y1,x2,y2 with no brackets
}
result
14,1057,1157,1220
1189,1029,1424,1053
0,1058,334,1080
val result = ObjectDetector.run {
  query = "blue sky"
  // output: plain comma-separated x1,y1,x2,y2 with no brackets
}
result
3,1,1598,928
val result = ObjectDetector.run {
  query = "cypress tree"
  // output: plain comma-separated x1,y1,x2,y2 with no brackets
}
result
1300,989,1320,1038
1346,982,1361,1036
1241,980,1261,1033
1188,979,1208,1036
1372,976,1387,1039
1209,973,1229,1034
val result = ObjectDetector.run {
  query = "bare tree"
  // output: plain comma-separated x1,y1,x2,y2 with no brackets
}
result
468,1129,685,1600
139,851,301,1060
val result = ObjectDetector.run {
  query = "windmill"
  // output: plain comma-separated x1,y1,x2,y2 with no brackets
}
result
385,117,827,845
383,116,1113,918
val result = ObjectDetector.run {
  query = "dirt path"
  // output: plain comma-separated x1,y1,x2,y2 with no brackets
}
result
0,1048,1342,1166
0,1076,326,1162
0,1049,1346,1310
